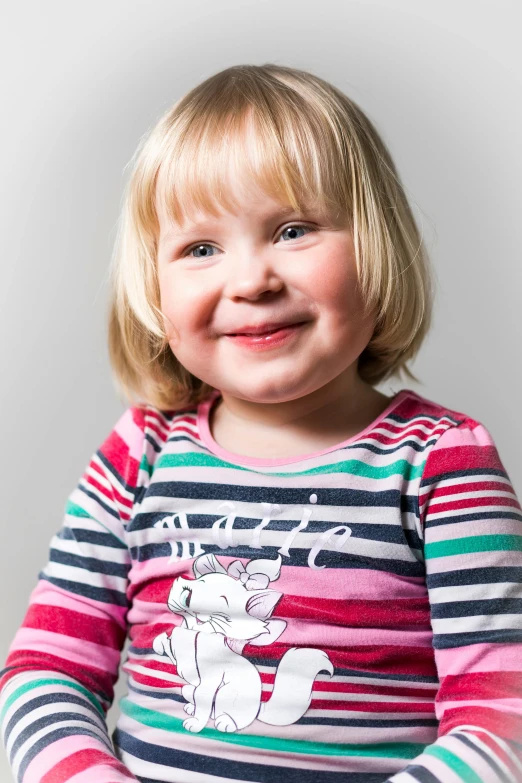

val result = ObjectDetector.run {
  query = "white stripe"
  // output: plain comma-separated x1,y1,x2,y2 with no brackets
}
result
429,581,520,603
432,612,522,635
41,561,126,592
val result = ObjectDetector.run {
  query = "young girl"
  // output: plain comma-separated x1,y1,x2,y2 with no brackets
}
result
1,63,521,783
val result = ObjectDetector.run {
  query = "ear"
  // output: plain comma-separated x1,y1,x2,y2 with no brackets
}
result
246,554,282,582
246,590,283,620
193,553,227,577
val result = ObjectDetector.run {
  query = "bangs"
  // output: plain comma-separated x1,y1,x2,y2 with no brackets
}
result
153,84,354,231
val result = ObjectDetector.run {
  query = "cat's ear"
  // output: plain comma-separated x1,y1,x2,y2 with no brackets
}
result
246,590,283,619
193,553,227,577
246,554,282,582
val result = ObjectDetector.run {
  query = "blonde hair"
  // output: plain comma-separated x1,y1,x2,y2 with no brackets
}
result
108,63,434,411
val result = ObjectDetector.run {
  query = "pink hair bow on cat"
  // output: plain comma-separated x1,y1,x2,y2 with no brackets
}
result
227,560,270,590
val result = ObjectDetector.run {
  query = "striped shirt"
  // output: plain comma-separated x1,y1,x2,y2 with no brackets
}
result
2,386,522,783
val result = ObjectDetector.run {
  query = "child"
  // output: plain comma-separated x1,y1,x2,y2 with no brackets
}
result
1,62,521,783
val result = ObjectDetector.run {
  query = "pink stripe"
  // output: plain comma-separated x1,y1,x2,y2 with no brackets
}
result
11,628,120,673
430,423,494,449
114,408,146,462
426,518,522,543
264,617,433,648
128,556,427,600
436,642,522,677
23,736,117,783
29,582,127,626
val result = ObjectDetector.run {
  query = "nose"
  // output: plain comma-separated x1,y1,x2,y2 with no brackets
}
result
223,254,284,301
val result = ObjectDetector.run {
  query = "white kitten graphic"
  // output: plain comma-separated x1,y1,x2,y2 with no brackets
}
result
153,552,334,733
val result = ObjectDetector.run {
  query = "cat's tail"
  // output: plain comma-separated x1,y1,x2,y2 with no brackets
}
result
258,647,334,726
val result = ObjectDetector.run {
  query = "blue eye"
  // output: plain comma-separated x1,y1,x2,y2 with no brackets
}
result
184,223,316,259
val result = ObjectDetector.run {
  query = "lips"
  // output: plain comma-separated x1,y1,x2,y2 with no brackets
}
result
226,320,306,336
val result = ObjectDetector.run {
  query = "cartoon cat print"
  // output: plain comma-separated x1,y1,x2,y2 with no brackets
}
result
153,552,334,733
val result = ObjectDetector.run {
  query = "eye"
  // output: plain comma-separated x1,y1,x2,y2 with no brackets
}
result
278,223,316,243
183,223,317,259
180,586,192,607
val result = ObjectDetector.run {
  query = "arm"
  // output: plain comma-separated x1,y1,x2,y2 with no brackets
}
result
0,406,148,783
385,418,522,782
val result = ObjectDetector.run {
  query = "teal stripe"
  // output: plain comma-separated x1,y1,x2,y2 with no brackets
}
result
425,743,484,783
425,534,522,559
157,452,424,480
119,698,424,759
1,677,105,722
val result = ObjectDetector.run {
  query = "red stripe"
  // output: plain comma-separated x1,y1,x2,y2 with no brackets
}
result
22,605,126,650
3,650,115,704
420,480,514,502
426,495,519,515
244,642,438,677
276,595,431,627
40,748,136,783
438,671,522,702
422,443,505,481
125,670,182,689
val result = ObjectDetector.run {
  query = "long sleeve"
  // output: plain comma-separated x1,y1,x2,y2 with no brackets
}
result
0,406,147,783
385,418,522,782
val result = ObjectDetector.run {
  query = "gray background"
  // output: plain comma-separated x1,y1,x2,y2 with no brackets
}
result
1,1,521,777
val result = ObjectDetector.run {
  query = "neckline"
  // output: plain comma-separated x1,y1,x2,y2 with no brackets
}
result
197,387,416,468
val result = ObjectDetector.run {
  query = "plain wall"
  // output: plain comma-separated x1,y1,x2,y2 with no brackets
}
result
1,0,521,778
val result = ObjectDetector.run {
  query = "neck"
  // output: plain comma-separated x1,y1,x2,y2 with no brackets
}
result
209,368,392,459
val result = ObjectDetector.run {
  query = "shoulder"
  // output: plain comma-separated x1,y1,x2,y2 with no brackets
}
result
398,390,510,488
395,388,494,450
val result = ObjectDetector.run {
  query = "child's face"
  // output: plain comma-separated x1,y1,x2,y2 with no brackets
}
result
155,176,376,405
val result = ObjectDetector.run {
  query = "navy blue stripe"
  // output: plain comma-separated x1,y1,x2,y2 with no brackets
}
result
145,431,163,454
113,728,391,782
420,467,507,487
4,692,103,743
402,765,441,783
38,573,129,607
424,510,522,527
427,566,522,588
136,483,406,507
58,526,128,549
430,598,522,620
49,547,130,578
433,628,522,648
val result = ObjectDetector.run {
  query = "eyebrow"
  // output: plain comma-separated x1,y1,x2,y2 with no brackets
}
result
159,205,309,245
